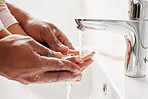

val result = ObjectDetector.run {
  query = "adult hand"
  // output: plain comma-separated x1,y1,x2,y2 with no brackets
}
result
63,51,95,81
0,35,81,85
22,18,74,53
65,52,95,71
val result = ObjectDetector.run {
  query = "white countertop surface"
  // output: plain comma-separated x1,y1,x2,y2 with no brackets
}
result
97,51,148,99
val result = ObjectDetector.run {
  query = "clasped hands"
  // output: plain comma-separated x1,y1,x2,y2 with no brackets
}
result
21,18,95,84
0,18,95,85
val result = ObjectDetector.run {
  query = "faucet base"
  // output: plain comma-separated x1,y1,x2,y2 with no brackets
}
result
125,74,146,78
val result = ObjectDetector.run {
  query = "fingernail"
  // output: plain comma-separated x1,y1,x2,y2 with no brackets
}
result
55,52,62,58
59,45,69,51
75,75,82,81
91,51,95,55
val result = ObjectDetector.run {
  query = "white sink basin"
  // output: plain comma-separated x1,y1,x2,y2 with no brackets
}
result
0,53,121,99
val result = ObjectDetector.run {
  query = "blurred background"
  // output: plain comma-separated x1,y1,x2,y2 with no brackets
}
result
7,0,130,57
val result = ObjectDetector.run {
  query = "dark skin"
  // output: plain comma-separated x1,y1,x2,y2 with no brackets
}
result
22,19,74,52
0,2,95,84
0,34,95,85
6,3,74,53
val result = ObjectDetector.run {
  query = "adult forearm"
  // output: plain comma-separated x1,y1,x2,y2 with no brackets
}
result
7,23,28,36
6,2,33,26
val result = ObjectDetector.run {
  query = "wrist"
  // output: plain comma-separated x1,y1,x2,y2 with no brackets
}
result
0,22,11,39
7,23,28,36
19,13,33,27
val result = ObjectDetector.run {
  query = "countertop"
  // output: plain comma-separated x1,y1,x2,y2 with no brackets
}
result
97,51,148,99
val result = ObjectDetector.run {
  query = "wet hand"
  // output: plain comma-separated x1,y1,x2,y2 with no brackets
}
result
64,51,95,70
0,35,81,85
63,51,95,81
22,18,74,53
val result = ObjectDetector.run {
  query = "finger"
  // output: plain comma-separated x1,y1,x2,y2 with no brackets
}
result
81,52,95,62
56,32,75,50
51,25,75,50
22,72,82,84
44,28,69,53
40,57,81,74
79,59,94,70
63,50,84,56
65,56,83,63
31,40,62,58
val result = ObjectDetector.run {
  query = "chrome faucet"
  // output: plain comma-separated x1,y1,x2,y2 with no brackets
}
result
129,0,148,20
75,0,148,78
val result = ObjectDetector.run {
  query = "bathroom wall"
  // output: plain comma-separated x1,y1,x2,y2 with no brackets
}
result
7,0,84,47
83,0,129,57
7,0,130,57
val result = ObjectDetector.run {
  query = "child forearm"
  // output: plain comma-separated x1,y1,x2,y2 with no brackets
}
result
7,23,28,36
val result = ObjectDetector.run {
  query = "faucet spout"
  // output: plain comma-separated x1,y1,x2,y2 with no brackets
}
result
75,19,148,78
